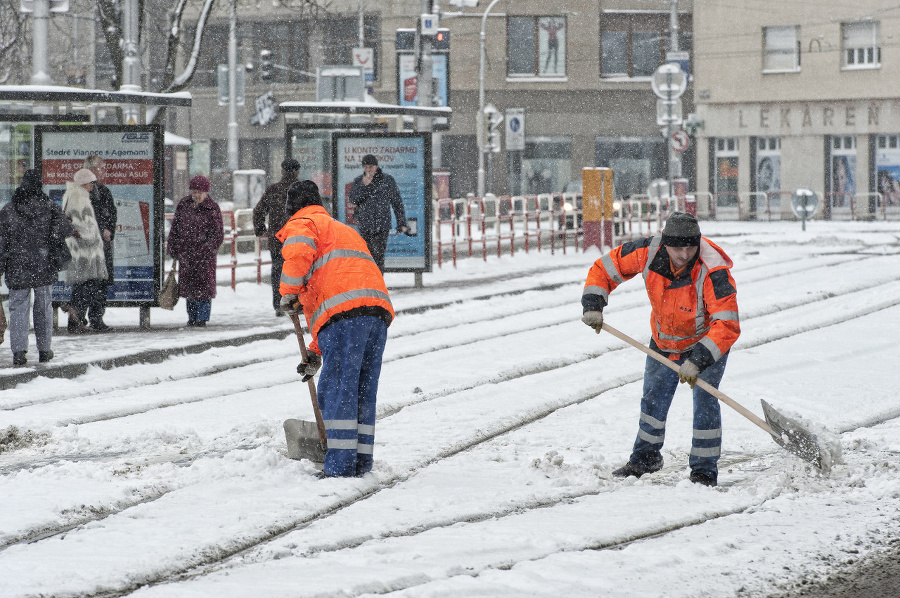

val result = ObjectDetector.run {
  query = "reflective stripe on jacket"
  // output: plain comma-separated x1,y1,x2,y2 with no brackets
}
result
582,235,740,369
277,205,394,353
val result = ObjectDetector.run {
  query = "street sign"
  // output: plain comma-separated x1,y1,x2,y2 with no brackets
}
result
656,98,683,126
217,64,245,107
671,130,690,152
651,64,687,100
505,108,525,152
647,179,670,200
666,50,690,79
791,188,818,231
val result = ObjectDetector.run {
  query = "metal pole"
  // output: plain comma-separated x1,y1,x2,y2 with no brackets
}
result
358,0,365,47
227,0,239,171
29,0,53,85
120,0,142,123
417,0,434,134
477,0,502,198
667,0,679,198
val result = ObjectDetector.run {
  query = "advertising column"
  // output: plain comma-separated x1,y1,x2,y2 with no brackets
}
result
36,125,163,306
582,167,614,250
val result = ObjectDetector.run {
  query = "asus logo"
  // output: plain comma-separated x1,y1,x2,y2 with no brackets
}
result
121,132,150,142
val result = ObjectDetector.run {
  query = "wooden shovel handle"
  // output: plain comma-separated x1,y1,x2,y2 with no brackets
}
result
601,323,773,435
290,313,328,446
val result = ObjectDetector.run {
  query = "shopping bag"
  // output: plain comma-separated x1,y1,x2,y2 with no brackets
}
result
159,263,179,310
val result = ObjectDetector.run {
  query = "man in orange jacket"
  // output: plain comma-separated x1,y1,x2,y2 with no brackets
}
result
278,180,394,477
582,212,740,487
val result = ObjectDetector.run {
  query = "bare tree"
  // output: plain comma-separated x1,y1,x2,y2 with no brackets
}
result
0,0,26,83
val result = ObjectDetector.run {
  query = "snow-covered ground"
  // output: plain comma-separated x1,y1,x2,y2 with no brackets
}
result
1,220,899,597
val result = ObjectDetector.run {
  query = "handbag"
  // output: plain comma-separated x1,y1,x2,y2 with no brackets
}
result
159,261,179,310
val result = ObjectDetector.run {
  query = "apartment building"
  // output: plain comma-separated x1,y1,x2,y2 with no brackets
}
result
692,0,900,219
165,0,693,200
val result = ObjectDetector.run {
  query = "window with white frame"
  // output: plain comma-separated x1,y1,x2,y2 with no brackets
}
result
508,16,567,77
842,21,880,68
763,25,800,72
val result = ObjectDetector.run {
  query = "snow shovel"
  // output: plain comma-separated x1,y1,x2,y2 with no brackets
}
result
283,313,327,464
601,323,829,471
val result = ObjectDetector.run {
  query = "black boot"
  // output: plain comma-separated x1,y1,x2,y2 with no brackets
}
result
612,455,664,479
39,350,54,363
689,471,718,487
13,351,27,366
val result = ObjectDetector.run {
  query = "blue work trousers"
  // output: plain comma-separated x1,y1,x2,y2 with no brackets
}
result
317,316,388,477
186,298,212,323
629,352,729,477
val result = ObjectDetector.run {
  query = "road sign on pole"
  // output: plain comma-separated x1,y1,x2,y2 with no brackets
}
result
505,107,525,151
671,130,689,152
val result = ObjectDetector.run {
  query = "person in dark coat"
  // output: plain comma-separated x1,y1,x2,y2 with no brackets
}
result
165,175,224,327
347,154,409,272
253,158,300,315
0,169,74,365
84,155,117,331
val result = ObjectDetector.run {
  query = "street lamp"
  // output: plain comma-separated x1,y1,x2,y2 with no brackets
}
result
477,0,502,198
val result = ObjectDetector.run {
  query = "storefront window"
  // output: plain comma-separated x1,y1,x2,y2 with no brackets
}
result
829,136,856,212
875,135,900,207
595,136,665,197
714,137,739,208
754,136,781,216
523,137,571,194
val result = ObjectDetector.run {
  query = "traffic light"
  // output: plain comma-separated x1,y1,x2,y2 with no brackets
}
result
484,104,504,153
433,28,450,52
260,49,274,82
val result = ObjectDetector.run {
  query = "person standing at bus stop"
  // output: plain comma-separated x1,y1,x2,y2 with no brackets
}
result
348,154,409,272
83,155,117,331
253,158,300,316
166,175,224,327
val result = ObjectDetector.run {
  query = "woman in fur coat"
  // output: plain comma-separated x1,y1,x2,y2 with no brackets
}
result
63,168,108,333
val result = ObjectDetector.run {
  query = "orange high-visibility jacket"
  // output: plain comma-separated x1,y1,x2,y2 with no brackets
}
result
278,205,394,354
582,235,740,370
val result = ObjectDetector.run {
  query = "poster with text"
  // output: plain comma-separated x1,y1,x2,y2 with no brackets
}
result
36,126,164,305
333,133,431,272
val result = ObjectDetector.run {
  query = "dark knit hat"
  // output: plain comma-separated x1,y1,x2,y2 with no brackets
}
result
189,175,211,192
661,212,701,247
281,158,301,172
20,169,43,193
361,154,378,166
285,180,323,214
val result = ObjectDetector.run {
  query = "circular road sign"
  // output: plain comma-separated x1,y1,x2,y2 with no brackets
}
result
671,130,690,152
651,63,687,100
791,188,819,218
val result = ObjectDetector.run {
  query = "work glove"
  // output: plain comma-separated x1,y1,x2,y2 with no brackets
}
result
678,361,701,389
581,310,604,334
279,294,301,315
297,352,322,382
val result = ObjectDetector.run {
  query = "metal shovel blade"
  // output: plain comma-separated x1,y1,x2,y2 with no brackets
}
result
761,400,826,470
283,418,326,463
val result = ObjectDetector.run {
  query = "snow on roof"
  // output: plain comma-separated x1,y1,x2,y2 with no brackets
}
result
164,131,192,146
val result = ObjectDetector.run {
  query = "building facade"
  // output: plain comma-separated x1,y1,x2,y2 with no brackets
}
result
693,0,900,219
169,0,693,202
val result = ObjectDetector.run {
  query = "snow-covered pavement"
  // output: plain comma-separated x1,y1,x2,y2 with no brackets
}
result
1,220,899,597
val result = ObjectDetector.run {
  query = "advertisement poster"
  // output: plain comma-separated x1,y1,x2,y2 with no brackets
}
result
289,129,332,198
875,147,900,207
333,133,431,272
36,126,163,305
397,54,448,108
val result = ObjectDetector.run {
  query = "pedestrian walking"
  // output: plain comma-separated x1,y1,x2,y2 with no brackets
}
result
347,154,409,272
278,180,394,477
253,158,300,316
62,168,109,334
0,169,73,365
83,155,117,331
581,212,740,487
165,175,224,327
